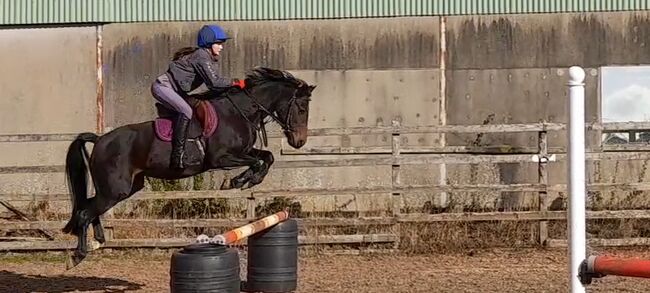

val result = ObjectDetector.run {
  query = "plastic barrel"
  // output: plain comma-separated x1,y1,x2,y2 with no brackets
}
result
170,243,241,293
243,218,298,292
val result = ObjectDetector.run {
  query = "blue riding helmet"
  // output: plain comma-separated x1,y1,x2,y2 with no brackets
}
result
197,24,231,48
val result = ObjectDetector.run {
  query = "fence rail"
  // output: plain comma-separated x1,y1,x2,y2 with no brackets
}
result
2,121,650,142
2,121,650,252
5,182,650,202
4,210,650,231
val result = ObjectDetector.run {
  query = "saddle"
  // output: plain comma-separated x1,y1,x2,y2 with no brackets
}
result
153,100,218,142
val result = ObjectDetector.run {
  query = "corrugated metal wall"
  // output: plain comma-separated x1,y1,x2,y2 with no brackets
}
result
2,0,650,25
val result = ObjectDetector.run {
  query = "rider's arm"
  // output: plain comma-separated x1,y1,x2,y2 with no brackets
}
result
191,49,234,91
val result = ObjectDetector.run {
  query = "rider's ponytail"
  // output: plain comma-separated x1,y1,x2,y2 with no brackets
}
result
172,47,199,61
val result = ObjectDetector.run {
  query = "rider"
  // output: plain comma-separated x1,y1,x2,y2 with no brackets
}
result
151,24,246,169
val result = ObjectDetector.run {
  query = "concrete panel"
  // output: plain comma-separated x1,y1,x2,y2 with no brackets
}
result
446,11,650,69
445,67,600,149
0,142,72,166
273,69,442,153
287,193,393,213
444,67,600,211
250,165,392,191
0,173,67,194
0,26,97,134
102,17,439,127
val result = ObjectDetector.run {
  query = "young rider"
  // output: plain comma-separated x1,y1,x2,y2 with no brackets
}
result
151,24,246,169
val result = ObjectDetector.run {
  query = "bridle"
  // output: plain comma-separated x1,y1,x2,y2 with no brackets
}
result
224,82,308,145
241,87,302,133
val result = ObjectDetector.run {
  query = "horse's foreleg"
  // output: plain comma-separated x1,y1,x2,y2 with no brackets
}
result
211,153,262,189
230,160,264,189
231,149,274,189
246,149,274,188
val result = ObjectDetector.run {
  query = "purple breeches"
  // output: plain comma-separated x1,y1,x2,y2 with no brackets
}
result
151,73,193,119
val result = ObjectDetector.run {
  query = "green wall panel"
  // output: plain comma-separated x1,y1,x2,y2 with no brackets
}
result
2,0,650,25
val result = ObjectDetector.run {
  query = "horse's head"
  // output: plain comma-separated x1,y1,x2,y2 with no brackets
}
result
244,67,317,149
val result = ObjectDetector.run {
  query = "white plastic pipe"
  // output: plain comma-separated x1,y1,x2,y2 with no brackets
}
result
567,66,587,293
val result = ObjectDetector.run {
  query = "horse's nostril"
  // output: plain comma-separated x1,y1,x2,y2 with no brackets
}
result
299,140,305,146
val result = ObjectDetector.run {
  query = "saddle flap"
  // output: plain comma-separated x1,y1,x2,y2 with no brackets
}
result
154,100,218,142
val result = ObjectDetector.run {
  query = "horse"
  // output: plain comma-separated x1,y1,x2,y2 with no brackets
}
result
61,66,316,269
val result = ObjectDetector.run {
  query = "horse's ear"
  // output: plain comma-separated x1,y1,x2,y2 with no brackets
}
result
308,85,317,93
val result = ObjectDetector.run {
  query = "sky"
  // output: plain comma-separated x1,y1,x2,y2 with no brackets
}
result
601,66,650,123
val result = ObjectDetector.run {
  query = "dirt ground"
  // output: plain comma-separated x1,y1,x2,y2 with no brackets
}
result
2,247,650,293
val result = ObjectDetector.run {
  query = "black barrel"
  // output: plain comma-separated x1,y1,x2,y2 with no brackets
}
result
170,243,241,293
243,218,299,292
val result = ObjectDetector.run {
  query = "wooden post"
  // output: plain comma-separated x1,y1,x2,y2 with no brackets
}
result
538,130,549,246
629,130,637,143
247,193,256,220
438,16,448,208
391,120,402,250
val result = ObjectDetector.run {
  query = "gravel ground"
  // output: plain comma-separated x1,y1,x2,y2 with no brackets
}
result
2,248,650,292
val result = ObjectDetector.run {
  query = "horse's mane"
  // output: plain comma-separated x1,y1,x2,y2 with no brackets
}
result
245,67,305,88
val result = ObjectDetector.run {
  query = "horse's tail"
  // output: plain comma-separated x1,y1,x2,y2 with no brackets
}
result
62,132,99,235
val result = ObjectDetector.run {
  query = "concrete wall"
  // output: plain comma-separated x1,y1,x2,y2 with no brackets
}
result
443,11,650,211
3,11,650,214
99,17,442,214
0,25,97,198
102,17,440,128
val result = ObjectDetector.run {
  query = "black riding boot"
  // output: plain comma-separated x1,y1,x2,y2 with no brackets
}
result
170,114,191,169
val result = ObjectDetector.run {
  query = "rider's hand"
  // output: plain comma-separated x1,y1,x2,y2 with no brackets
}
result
231,79,246,89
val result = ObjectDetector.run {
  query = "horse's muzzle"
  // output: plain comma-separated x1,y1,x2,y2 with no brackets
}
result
285,128,307,149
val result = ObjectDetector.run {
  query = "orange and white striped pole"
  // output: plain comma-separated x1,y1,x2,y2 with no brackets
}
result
581,255,650,284
196,210,290,245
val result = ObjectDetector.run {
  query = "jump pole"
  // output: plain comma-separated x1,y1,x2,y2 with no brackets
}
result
580,255,650,283
196,210,290,245
567,66,587,293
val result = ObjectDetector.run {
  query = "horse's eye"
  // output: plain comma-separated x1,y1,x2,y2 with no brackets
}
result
299,109,306,114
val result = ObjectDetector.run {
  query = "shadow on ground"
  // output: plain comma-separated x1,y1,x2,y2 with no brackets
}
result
0,270,143,293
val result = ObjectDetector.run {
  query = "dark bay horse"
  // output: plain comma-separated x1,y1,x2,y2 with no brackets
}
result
62,67,316,268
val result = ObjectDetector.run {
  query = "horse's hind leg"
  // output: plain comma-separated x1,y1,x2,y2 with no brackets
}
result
90,181,106,244
68,208,93,268
68,167,142,269
90,173,145,244
92,218,105,244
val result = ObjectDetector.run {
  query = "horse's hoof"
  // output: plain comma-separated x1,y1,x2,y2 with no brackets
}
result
65,252,86,270
230,178,248,189
94,235,106,244
231,181,244,189
89,240,102,251
219,178,232,190
249,175,265,186
93,232,106,244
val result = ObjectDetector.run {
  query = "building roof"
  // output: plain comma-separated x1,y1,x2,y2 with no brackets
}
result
2,0,649,26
